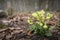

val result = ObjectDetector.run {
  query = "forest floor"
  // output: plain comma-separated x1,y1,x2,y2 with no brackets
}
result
0,12,60,40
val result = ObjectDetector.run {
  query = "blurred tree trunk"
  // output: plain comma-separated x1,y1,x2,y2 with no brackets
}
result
6,0,13,16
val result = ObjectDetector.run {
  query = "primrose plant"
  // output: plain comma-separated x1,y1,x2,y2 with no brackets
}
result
27,10,53,37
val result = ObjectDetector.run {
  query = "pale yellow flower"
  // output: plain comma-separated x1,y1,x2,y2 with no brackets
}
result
43,24,48,28
27,17,33,24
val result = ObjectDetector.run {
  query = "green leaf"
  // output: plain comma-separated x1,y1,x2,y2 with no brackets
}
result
29,24,36,31
45,32,52,37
